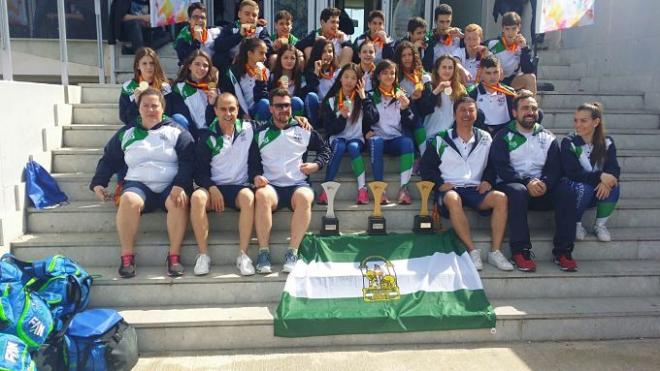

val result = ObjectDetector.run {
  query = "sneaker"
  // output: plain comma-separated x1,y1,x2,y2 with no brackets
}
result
397,186,412,205
236,253,255,276
380,194,390,205
553,253,578,272
255,250,272,274
469,249,483,271
282,250,298,273
193,254,211,276
118,254,136,278
356,187,369,205
593,224,611,242
166,254,184,277
488,250,514,271
317,190,328,205
575,223,587,241
511,250,536,272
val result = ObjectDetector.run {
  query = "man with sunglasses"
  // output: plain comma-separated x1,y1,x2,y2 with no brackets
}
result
249,88,331,274
174,2,222,66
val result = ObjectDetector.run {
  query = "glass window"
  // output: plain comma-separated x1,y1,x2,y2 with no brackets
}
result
390,0,425,40
272,0,308,39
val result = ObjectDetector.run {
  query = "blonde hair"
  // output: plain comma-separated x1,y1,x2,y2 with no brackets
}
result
464,24,483,38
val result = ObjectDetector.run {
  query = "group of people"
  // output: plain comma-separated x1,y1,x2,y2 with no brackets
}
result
90,1,620,279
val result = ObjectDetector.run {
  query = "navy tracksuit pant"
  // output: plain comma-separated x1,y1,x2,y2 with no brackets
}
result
497,179,577,256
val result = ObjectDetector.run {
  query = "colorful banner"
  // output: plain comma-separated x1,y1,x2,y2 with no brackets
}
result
536,0,595,33
150,0,200,27
274,231,496,337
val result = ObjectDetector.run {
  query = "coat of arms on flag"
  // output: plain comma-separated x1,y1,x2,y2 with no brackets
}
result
274,231,496,337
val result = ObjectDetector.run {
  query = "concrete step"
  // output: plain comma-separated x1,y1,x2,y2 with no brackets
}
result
70,103,660,130
53,171,660,202
538,79,581,92
537,64,586,80
538,52,570,66
79,84,121,104
85,260,660,308
12,228,660,268
62,124,660,150
50,147,660,174
542,109,660,130
537,92,645,110
118,296,660,352
25,198,660,234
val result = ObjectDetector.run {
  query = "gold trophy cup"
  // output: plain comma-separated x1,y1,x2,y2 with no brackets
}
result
368,181,388,235
413,181,435,234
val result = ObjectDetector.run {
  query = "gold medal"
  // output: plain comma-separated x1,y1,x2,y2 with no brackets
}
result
208,82,217,90
443,87,453,96
138,81,149,90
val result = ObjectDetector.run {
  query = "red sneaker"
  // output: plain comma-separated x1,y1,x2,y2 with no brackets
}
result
512,251,536,272
317,190,328,205
397,186,412,205
553,253,578,272
356,187,369,205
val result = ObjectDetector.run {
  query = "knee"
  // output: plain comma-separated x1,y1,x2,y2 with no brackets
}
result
237,189,255,210
346,141,362,157
190,190,208,210
493,191,508,209
305,92,319,105
503,183,528,201
255,188,273,207
401,137,415,153
443,191,462,209
291,97,304,115
119,192,143,210
332,139,347,154
292,189,314,210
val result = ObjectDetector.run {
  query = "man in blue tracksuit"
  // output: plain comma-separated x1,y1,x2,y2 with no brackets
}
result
490,91,578,272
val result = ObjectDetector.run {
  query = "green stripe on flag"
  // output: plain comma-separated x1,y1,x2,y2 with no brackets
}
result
275,289,495,337
298,230,467,264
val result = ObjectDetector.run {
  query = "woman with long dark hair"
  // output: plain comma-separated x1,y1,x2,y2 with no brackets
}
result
268,44,305,116
169,50,219,139
303,38,340,127
561,102,620,242
119,47,171,126
317,63,379,205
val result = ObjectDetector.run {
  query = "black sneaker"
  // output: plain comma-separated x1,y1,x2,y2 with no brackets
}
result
118,255,136,278
167,254,184,277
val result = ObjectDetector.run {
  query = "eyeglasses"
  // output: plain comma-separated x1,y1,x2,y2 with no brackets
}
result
272,103,292,110
191,15,207,20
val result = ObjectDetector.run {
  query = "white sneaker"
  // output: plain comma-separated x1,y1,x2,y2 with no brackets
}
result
193,254,211,276
236,253,255,276
575,223,587,241
488,250,514,271
469,249,483,271
593,224,611,242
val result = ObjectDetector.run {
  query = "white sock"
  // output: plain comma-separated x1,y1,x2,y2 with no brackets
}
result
595,217,608,227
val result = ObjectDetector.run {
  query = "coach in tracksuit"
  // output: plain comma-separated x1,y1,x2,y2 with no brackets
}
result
90,88,194,279
249,88,331,275
490,91,578,272
420,96,513,272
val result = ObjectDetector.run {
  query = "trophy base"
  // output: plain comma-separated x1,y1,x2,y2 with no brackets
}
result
413,215,434,234
321,216,339,236
368,216,387,235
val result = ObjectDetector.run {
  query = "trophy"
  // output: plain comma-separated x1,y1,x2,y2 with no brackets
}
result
367,181,388,235
413,181,435,234
320,181,340,236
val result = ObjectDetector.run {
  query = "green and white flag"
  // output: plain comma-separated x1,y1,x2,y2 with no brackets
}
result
275,231,496,337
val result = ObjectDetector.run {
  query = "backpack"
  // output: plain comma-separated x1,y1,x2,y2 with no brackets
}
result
0,334,36,371
0,262,54,350
1,255,93,333
24,160,68,209
66,309,139,371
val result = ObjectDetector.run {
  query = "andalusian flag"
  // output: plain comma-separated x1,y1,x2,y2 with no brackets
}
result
274,231,495,337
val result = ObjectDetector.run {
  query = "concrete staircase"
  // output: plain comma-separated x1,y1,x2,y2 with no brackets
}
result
11,49,660,353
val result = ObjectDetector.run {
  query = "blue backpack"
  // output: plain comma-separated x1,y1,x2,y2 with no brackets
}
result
66,309,139,371
0,261,54,351
0,334,36,371
24,160,68,209
1,255,93,333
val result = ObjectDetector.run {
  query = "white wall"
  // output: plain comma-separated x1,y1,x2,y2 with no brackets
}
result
0,81,80,253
